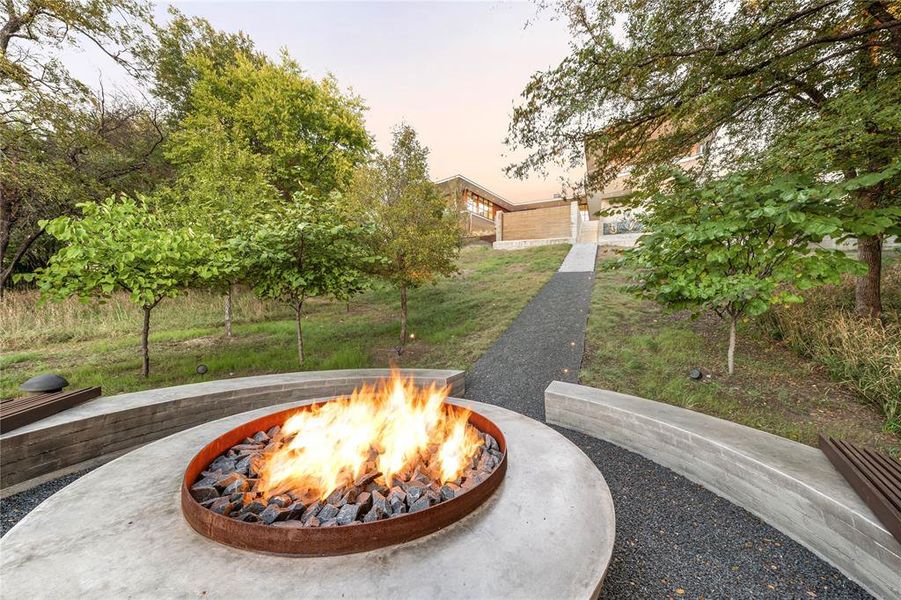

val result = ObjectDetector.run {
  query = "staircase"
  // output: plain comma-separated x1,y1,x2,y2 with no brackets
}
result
577,219,599,244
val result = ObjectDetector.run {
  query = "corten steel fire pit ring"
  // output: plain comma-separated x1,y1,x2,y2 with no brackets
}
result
181,400,507,556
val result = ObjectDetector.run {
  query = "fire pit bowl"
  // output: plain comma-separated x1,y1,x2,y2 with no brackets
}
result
181,401,507,556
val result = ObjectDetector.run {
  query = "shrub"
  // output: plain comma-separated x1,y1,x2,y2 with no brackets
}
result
758,260,900,433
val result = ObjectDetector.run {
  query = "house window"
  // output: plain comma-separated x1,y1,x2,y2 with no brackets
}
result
465,191,494,219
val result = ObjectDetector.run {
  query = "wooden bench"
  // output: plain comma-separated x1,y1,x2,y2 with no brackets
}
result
0,387,101,434
820,435,901,545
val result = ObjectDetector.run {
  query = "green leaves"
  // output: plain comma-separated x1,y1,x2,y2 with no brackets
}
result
242,193,378,307
624,170,865,328
23,197,217,309
346,124,463,289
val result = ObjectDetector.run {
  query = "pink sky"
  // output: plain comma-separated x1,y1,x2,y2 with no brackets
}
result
65,1,582,202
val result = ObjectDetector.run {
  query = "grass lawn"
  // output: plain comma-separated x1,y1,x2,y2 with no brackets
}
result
1,243,569,398
582,248,900,457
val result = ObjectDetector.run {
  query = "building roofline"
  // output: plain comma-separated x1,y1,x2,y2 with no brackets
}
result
435,174,570,212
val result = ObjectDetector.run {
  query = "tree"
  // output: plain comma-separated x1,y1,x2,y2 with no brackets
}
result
160,47,372,333
150,6,263,122
507,0,901,317
242,194,377,365
157,127,279,336
20,197,217,377
623,168,866,374
348,124,462,349
1,0,165,294
165,51,372,201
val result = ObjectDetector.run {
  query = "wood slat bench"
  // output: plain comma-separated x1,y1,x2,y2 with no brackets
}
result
820,435,901,545
0,387,102,434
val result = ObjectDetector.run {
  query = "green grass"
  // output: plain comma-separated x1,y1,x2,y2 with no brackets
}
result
582,251,900,457
1,243,569,398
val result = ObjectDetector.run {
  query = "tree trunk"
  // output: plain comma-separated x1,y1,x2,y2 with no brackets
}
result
855,235,882,319
399,285,408,346
726,315,737,375
294,300,305,365
224,284,234,337
141,305,152,378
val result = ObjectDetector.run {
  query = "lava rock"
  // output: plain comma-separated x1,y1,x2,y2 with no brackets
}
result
209,456,237,474
336,504,360,525
210,497,237,516
252,431,269,444
363,505,387,523
306,516,321,527
243,501,266,515
388,490,406,513
283,502,305,520
301,501,323,524
190,485,219,503
317,504,339,522
353,470,380,488
234,455,254,475
267,495,290,508
325,489,344,506
236,512,260,523
260,504,287,524
371,491,389,514
320,519,338,528
266,425,281,438
223,478,250,496
405,485,424,504
409,496,432,513
215,472,244,491
355,492,372,512
439,484,460,501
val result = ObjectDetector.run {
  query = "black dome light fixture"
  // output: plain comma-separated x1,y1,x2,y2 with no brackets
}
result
20,374,69,394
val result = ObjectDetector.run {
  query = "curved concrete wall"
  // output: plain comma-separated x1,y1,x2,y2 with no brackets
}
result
1,369,464,495
545,381,901,600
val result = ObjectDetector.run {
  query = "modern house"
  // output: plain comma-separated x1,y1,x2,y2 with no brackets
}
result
436,174,589,246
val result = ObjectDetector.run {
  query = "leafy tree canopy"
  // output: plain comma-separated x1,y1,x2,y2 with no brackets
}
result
508,0,899,317
241,193,379,363
19,197,219,375
1,0,165,292
151,6,264,122
165,51,372,201
508,0,900,185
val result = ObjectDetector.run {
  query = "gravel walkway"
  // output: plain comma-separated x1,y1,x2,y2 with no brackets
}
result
1,470,93,537
464,248,870,599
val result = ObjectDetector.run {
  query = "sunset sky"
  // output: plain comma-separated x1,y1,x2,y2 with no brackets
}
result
64,1,582,203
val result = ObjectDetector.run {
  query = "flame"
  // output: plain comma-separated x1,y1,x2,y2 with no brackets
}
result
257,372,483,499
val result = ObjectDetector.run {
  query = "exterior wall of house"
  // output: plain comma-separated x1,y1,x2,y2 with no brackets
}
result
500,205,572,241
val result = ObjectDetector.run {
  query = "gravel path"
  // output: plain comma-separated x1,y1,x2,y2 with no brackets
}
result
464,254,871,599
1,470,93,537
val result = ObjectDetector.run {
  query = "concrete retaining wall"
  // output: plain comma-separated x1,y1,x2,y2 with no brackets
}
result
544,381,901,600
493,238,571,250
1,369,464,495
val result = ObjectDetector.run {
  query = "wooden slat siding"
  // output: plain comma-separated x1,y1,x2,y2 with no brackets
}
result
502,205,571,241
819,435,901,545
0,387,102,434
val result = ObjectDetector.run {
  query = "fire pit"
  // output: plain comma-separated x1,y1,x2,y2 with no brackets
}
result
181,374,507,555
